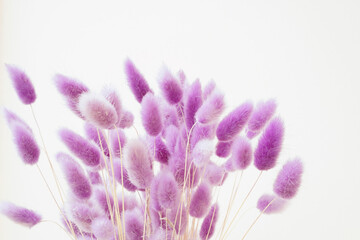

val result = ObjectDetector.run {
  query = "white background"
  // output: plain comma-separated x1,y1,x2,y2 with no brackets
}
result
1,0,360,239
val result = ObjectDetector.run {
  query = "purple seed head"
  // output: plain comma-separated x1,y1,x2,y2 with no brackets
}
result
167,206,188,235
93,187,114,216
189,182,212,218
6,64,36,104
84,122,110,157
192,139,214,168
113,158,137,192
87,171,101,185
205,162,226,186
109,129,127,158
223,158,237,172
157,171,180,210
59,128,101,167
216,102,253,141
148,136,170,164
124,139,154,189
118,110,134,128
202,80,216,101
11,123,40,165
3,108,32,133
141,93,163,136
159,67,183,105
124,209,144,240
274,159,303,199
199,203,219,240
185,79,203,129
102,87,123,125
65,201,99,232
162,104,180,129
124,58,152,103
0,202,41,228
56,153,92,199
195,91,225,124
257,194,287,214
91,217,115,240
215,140,233,158
150,174,162,211
78,92,118,129
231,137,253,170
54,74,89,118
190,123,217,150
247,99,277,138
254,117,284,171
165,125,179,154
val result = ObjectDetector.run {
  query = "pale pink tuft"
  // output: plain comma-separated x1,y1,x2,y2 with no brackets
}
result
141,93,163,136
274,159,303,199
124,139,154,189
78,92,118,129
189,182,212,218
195,91,225,124
257,194,287,214
231,137,252,170
247,99,277,138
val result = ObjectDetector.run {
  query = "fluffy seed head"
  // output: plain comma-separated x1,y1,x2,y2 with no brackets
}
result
124,209,144,240
148,136,170,164
0,202,41,228
78,92,118,129
124,58,151,102
205,162,226,186
118,110,134,128
202,80,216,101
109,129,127,158
91,217,115,240
254,117,284,170
102,87,123,125
141,93,163,136
56,153,92,199
185,79,203,129
215,141,233,158
199,203,219,240
167,206,188,234
274,159,303,199
6,64,36,104
65,201,99,232
124,139,154,189
189,182,212,218
11,123,40,165
216,102,253,141
247,99,277,138
195,91,225,124
54,74,89,118
113,158,137,191
159,67,183,105
192,139,214,168
257,194,287,214
231,137,252,170
59,128,101,167
157,171,180,209
84,123,110,157
190,123,217,150
4,109,32,133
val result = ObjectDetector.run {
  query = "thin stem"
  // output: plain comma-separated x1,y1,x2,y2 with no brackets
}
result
241,197,277,240
30,104,65,203
221,171,263,239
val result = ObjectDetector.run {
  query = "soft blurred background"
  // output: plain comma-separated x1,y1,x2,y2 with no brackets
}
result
0,0,359,239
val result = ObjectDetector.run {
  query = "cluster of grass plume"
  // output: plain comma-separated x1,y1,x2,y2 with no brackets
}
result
1,61,303,240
